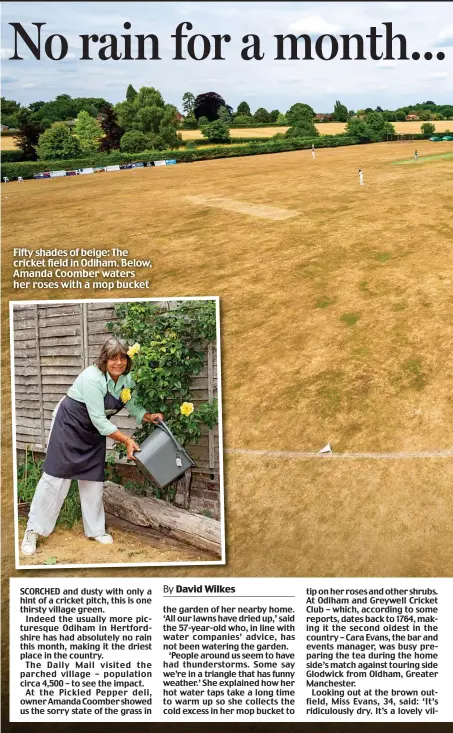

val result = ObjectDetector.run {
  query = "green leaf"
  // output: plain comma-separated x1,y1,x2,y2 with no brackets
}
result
44,557,57,565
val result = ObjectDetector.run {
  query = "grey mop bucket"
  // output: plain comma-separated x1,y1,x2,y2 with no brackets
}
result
133,419,195,489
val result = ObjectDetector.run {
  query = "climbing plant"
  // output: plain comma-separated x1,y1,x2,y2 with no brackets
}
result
106,300,218,449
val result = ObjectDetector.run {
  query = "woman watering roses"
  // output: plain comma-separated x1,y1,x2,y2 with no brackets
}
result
21,338,163,556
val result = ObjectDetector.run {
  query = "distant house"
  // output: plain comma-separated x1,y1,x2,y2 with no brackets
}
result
0,124,9,131
176,111,184,122
406,114,419,121
315,113,332,121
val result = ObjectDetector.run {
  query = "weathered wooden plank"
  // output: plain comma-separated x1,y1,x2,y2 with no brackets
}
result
40,356,82,367
36,314,82,329
15,415,42,429
13,328,38,342
103,481,221,555
40,346,83,356
14,376,39,387
31,326,81,340
87,308,116,320
13,366,39,378
41,389,71,401
13,340,36,352
41,366,82,377
88,334,115,346
39,335,82,347
41,375,79,386
88,321,117,335
14,397,41,407
16,439,45,451
38,304,82,316
11,311,34,323
15,425,42,437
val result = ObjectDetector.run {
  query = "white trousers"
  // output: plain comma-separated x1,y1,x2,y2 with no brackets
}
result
27,473,105,538
27,400,105,538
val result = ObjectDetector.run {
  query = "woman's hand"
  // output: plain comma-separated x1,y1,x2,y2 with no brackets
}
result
125,438,141,460
143,412,164,424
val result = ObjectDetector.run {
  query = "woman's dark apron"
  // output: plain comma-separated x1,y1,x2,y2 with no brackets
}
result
43,382,124,482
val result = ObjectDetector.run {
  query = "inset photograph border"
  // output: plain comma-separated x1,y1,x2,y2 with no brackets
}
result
10,296,224,569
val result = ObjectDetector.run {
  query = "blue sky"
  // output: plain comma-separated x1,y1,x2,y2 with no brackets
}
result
1,2,452,112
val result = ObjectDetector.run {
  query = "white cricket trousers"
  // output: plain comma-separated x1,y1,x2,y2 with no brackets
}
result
27,474,105,538
26,398,106,538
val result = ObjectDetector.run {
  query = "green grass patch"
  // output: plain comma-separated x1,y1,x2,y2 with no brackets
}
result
315,296,336,309
401,358,427,390
340,312,361,326
392,152,453,165
374,252,391,262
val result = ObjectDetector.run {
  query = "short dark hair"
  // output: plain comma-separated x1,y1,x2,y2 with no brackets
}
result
96,337,132,375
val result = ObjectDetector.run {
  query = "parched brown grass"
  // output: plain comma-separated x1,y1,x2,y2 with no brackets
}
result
1,135,19,150
3,140,453,576
16,520,218,567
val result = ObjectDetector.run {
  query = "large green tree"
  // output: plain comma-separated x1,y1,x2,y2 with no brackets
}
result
1,96,22,126
98,104,123,153
285,119,318,138
182,92,195,116
217,105,231,122
200,120,231,143
236,101,251,116
115,86,179,144
120,130,150,153
74,110,101,153
286,103,315,125
36,122,81,160
421,122,435,137
126,84,138,102
346,112,395,142
254,107,270,123
332,100,348,122
13,109,45,160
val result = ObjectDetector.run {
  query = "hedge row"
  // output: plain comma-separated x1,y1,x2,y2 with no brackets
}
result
184,135,273,147
2,136,363,180
2,150,26,162
1,135,274,163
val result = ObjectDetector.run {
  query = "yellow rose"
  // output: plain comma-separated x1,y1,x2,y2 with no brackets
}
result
120,387,132,403
127,342,141,358
180,402,194,416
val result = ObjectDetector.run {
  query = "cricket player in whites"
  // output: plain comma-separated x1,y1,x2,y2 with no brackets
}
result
414,150,418,162
358,169,364,186
312,144,316,160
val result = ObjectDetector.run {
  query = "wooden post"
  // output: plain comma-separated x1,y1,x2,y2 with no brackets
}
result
207,342,215,469
33,305,46,448
81,303,89,369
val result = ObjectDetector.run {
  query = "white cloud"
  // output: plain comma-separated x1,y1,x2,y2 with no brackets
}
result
0,48,14,60
21,82,38,88
421,72,448,80
378,59,397,68
383,2,409,9
289,16,341,35
437,25,453,46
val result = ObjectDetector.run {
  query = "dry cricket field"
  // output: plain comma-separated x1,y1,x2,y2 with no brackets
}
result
2,141,453,577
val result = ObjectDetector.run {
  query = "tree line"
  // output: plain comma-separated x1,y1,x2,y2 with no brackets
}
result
2,89,451,161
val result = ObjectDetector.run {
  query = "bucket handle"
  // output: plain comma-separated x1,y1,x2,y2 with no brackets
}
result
155,418,185,453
